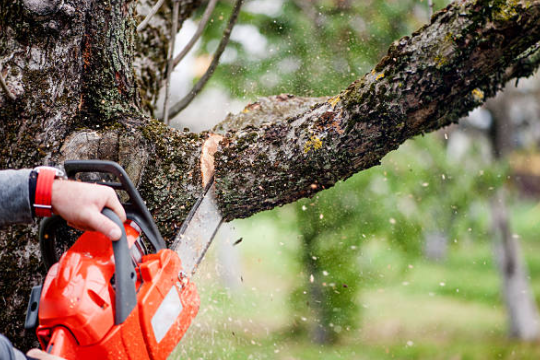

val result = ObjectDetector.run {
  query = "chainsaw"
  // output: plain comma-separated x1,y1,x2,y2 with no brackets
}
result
24,160,223,359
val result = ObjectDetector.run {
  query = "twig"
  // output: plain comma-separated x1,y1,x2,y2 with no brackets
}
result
137,0,167,32
504,42,540,84
0,64,16,101
428,0,433,20
162,0,181,125
168,0,243,119
173,0,219,69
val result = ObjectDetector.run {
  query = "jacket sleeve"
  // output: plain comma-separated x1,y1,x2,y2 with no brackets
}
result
0,334,29,360
0,169,33,226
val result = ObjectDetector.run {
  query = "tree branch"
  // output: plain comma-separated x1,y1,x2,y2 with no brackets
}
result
212,0,540,221
162,0,181,125
167,0,243,119
505,42,540,82
137,0,167,32
172,0,219,69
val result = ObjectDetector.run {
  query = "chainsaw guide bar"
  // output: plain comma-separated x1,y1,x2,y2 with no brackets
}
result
172,177,223,277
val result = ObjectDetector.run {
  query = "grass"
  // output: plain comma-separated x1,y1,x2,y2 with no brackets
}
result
172,202,540,359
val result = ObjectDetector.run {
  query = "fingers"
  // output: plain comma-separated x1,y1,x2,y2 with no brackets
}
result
83,210,123,241
51,180,127,240
102,187,127,223
27,348,66,360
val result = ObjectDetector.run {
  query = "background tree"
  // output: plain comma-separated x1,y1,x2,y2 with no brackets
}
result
0,0,539,350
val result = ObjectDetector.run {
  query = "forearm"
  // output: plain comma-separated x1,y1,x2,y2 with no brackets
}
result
0,169,33,226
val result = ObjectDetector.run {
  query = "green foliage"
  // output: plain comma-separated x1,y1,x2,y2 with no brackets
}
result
199,0,448,99
177,196,540,359
271,133,507,341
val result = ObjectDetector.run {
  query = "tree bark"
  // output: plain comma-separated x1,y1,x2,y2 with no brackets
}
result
491,189,540,340
485,88,540,340
0,0,539,348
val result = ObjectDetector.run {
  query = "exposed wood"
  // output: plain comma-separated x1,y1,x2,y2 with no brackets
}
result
201,134,225,187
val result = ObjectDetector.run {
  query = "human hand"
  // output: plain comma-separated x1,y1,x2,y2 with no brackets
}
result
26,348,65,360
51,180,127,240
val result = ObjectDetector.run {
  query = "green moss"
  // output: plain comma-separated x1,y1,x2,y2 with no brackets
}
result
138,121,205,242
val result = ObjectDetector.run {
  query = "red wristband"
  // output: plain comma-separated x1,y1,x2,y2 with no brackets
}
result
34,168,56,217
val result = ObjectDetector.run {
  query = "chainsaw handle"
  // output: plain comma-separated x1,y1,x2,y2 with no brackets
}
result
103,208,137,325
64,160,166,251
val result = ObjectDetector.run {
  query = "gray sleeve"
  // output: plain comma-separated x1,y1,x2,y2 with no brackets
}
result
0,169,33,226
0,334,31,360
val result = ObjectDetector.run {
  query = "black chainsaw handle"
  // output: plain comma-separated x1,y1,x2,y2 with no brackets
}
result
64,160,166,252
103,208,137,325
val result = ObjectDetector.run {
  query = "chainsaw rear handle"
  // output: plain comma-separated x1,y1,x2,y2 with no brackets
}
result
40,160,165,270
64,160,166,252
103,208,137,325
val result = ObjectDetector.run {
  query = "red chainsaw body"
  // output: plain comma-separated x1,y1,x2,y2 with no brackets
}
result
37,224,200,360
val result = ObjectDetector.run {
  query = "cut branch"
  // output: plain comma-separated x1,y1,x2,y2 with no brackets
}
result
167,0,243,119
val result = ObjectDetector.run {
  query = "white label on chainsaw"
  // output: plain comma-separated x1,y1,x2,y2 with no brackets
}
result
151,285,183,343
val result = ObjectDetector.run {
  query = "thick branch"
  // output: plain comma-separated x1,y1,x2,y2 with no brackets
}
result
213,0,540,220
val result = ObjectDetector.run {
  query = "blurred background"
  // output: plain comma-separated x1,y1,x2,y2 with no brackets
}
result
161,0,540,358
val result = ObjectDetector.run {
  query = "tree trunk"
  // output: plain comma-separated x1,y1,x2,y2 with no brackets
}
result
0,0,539,348
485,87,540,340
490,189,540,340
301,232,332,344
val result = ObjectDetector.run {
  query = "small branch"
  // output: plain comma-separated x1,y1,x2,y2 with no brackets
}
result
504,42,540,83
428,0,433,20
137,0,167,32
167,0,243,119
0,64,16,101
172,0,219,69
162,0,181,125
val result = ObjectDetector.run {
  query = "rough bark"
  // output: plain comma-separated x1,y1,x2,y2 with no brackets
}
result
213,1,540,220
0,0,538,348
